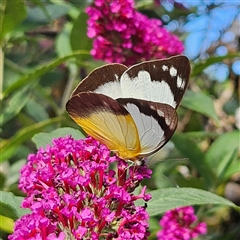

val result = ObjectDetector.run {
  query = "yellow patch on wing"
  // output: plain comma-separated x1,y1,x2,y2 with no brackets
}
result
71,111,141,160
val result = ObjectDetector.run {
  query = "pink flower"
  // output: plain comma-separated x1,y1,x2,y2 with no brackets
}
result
9,136,152,239
157,206,207,240
8,213,65,240
86,0,184,66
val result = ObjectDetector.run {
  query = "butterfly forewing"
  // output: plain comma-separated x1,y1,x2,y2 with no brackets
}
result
120,55,190,108
71,64,127,99
117,98,178,156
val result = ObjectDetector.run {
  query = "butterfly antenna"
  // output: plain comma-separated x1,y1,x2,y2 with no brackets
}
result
162,173,180,188
148,157,189,167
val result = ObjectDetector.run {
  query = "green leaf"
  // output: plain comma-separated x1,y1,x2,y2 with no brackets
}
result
32,127,85,149
0,86,31,126
0,0,6,41
0,171,6,189
171,133,215,188
0,0,27,43
70,11,92,61
0,215,14,233
0,116,63,162
178,131,218,139
216,148,238,184
6,159,26,187
0,191,30,220
2,50,90,99
181,90,219,122
145,188,239,216
24,98,49,122
55,22,73,56
25,3,72,25
205,131,239,182
191,53,240,77
148,217,161,239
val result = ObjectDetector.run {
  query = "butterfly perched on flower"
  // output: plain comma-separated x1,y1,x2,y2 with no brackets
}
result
66,55,190,162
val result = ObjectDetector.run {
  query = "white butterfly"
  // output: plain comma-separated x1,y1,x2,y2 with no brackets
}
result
66,55,190,162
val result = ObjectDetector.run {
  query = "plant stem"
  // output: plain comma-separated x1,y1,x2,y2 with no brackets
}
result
59,63,79,115
0,46,3,99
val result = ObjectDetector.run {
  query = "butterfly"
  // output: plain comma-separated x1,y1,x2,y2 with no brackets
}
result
66,55,190,162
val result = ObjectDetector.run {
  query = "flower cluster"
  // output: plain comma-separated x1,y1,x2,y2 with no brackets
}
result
86,0,184,66
157,206,207,240
9,136,152,240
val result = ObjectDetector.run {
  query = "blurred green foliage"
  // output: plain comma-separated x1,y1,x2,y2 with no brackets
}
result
0,0,239,239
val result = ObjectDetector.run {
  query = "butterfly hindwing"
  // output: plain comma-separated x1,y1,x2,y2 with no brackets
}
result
120,55,190,108
117,98,178,156
66,92,141,159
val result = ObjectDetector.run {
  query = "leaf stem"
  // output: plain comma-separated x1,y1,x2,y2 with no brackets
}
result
59,63,78,115
0,46,3,98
